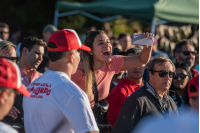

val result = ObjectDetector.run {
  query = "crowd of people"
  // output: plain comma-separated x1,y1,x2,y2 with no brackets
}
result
0,22,199,133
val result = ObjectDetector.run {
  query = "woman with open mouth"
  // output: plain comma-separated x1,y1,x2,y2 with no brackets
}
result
72,30,154,108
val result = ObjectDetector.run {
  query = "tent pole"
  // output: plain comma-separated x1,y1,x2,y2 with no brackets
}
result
151,19,156,34
54,10,59,27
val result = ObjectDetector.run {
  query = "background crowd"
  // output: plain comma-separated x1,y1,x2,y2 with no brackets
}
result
0,21,199,133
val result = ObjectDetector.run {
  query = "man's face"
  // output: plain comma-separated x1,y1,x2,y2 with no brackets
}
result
25,44,44,69
0,27,9,41
127,53,146,80
0,89,15,120
119,35,132,52
176,44,195,68
149,62,174,93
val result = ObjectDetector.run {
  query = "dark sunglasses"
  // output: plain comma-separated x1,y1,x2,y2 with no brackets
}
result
151,70,176,78
173,73,187,80
0,56,18,62
180,51,197,56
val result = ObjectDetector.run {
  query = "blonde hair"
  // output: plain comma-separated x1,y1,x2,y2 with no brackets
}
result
0,41,16,55
81,30,107,98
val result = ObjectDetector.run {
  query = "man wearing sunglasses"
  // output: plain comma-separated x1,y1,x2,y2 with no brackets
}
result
112,55,178,133
2,37,46,125
0,41,17,63
174,40,198,77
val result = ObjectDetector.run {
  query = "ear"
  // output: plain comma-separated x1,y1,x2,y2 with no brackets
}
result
148,71,153,80
174,52,179,61
0,90,9,105
69,52,75,64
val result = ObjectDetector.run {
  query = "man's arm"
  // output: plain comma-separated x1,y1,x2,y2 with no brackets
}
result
111,96,142,133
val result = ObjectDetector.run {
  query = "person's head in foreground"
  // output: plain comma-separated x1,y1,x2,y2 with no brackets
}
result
0,58,30,120
171,63,192,96
0,41,17,63
47,29,91,76
19,36,46,70
188,74,199,110
174,40,196,68
148,55,176,97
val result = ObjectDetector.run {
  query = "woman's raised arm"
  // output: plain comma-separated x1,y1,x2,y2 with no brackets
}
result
121,32,154,71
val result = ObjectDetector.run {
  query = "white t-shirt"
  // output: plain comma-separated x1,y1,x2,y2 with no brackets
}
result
23,70,99,133
0,122,18,133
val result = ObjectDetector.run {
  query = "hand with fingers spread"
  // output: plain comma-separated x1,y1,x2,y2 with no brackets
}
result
7,106,20,120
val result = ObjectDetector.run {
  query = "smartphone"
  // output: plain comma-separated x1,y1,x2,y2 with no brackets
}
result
132,33,152,46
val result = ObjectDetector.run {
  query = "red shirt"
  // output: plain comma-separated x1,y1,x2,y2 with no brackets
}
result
107,77,143,127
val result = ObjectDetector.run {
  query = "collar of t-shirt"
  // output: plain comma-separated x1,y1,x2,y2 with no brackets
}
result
45,70,70,79
146,82,169,109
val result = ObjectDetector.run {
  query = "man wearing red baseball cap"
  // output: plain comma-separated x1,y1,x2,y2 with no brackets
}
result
23,29,99,133
0,58,30,133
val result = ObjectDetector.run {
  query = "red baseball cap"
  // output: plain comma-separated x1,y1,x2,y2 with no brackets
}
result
188,74,199,97
0,58,30,97
47,29,91,52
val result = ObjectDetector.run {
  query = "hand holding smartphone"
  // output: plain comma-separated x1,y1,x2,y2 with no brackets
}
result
132,33,153,46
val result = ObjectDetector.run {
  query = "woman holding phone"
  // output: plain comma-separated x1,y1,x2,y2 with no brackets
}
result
72,30,154,107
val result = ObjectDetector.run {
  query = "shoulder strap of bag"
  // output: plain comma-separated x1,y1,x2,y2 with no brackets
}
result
92,72,99,104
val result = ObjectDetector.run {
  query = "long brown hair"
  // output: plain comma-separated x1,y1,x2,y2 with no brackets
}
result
81,30,107,97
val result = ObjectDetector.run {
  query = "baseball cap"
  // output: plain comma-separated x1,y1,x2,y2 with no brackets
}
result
188,74,199,97
43,24,58,33
0,58,30,97
47,29,91,52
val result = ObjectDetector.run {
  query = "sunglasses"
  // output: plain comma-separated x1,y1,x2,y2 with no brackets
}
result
180,51,197,56
0,56,18,63
173,73,187,80
151,70,176,78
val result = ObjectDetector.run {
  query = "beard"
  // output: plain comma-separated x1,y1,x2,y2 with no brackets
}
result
179,56,195,68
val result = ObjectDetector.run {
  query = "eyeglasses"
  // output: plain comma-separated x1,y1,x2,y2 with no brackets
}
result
0,57,18,63
173,73,188,80
151,70,176,78
180,51,197,56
